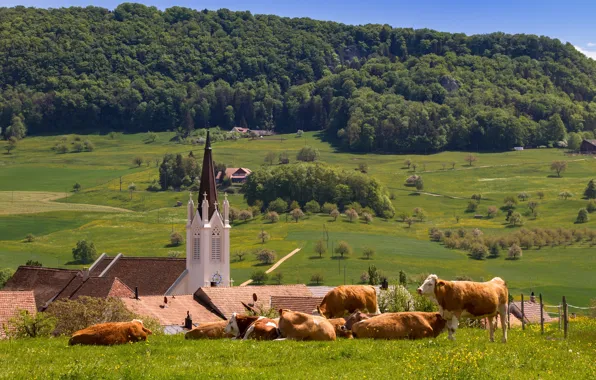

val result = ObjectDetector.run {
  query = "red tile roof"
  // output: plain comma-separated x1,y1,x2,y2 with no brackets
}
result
270,296,324,315
3,266,81,310
121,295,222,326
195,285,313,319
89,257,113,276
0,291,37,338
70,277,134,299
510,301,553,324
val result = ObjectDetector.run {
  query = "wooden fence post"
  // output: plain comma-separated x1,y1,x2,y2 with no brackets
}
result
540,293,544,335
563,296,568,339
521,293,525,330
558,304,562,330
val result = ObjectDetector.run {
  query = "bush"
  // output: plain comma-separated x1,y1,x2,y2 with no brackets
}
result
362,247,375,260
559,191,574,200
170,231,183,246
304,200,321,214
507,244,523,260
378,285,415,313
250,270,268,285
72,141,84,152
83,140,95,152
487,206,498,218
239,209,253,221
72,240,97,264
587,200,596,213
358,162,368,173
268,198,288,213
264,211,279,223
321,202,337,214
228,207,240,223
470,244,488,260
359,272,370,284
146,180,161,192
133,156,144,167
362,212,373,224
0,268,15,287
310,273,324,285
345,208,358,222
415,177,424,191
256,249,276,265
296,146,319,162
55,143,68,154
25,260,42,266
430,230,444,242
335,241,352,259
258,230,270,244
466,201,479,212
584,179,596,199
290,208,305,222
272,272,283,285
25,233,35,243
330,209,340,221
314,239,327,258
576,208,590,224
4,310,56,338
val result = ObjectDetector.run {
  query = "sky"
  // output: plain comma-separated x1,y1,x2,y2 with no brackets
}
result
1,0,595,59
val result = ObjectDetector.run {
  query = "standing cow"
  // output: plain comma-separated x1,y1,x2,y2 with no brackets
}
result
278,309,336,341
342,310,446,340
316,285,379,318
69,319,152,345
417,274,508,342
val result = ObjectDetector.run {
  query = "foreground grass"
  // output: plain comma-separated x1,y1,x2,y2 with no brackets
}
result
1,320,595,379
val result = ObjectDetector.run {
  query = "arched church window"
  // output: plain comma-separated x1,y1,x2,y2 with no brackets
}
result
193,234,200,260
211,227,221,261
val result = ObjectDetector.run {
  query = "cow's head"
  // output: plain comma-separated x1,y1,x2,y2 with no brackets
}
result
132,319,144,326
224,312,240,335
342,310,368,331
417,274,439,295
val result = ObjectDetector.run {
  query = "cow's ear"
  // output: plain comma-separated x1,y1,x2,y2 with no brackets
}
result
278,309,284,316
436,280,445,288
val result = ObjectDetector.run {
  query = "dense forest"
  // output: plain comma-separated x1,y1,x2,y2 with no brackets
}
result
2,3,596,152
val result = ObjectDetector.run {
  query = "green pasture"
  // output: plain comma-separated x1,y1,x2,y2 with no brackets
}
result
1,319,596,379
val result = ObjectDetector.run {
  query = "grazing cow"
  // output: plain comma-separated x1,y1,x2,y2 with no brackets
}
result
327,318,353,339
316,285,379,318
224,313,279,340
185,320,233,340
278,309,336,341
417,274,508,342
69,319,152,346
342,310,446,340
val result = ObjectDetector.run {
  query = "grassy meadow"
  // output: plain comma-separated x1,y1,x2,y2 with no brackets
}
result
1,131,595,305
1,320,596,379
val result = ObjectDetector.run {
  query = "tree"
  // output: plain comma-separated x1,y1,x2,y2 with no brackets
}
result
559,191,574,200
233,250,248,262
278,151,290,165
264,151,277,166
133,156,144,167
517,192,530,202
551,161,567,177
55,143,68,154
83,140,95,152
296,146,320,162
128,183,136,200
72,141,84,152
358,162,368,173
487,206,498,218
5,114,27,140
404,159,411,169
0,268,15,287
507,244,523,260
412,163,418,172
537,191,545,200
415,177,424,191
335,241,352,259
4,310,55,338
314,239,326,258
587,200,596,213
239,209,253,221
451,162,456,169
345,208,358,222
251,270,268,285
330,209,340,221
404,216,415,227
5,136,17,154
584,179,596,199
363,247,375,260
465,154,477,166
268,198,288,213
256,249,276,265
72,240,97,264
272,272,283,285
290,208,304,222
567,132,582,151
467,201,479,213
508,212,524,227
576,208,590,224
362,212,373,224
147,131,157,143
264,211,279,223
546,114,566,143
229,207,240,223
72,183,81,192
289,200,300,210
258,230,270,244
527,201,539,214
470,243,488,260
367,265,380,285
322,202,337,214
170,231,183,246
399,270,407,286
304,200,321,214
25,234,36,243
310,273,324,285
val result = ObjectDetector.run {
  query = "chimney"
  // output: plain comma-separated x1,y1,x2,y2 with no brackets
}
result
210,281,217,287
184,311,193,330
82,267,90,281
135,287,139,300
381,278,389,290
530,292,536,303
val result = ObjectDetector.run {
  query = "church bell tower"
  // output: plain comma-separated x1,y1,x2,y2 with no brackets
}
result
185,131,231,291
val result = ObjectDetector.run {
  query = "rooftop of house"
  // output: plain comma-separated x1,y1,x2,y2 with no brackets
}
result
582,139,596,146
216,167,252,180
510,299,554,324
0,291,37,339
270,296,324,315
121,295,223,326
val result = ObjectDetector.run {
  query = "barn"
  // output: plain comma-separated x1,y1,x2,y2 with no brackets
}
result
580,139,596,153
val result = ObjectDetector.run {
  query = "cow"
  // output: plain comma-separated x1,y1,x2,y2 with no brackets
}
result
316,285,380,318
341,310,446,340
417,274,508,342
278,309,336,341
224,313,279,340
327,318,353,339
185,320,233,340
69,319,152,346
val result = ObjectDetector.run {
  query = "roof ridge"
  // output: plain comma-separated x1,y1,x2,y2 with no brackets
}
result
18,266,81,272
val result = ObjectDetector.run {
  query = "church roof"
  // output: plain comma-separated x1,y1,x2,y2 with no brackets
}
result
197,130,218,220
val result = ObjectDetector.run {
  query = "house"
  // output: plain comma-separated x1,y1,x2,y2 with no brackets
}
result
509,294,554,325
514,147,524,151
231,127,249,134
580,139,596,153
0,291,37,338
216,168,252,184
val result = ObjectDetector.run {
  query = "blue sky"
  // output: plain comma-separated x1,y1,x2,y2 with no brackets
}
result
1,0,595,58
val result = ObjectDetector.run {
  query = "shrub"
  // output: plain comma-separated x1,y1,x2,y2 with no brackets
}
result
255,249,276,265
587,200,596,213
378,285,415,313
584,179,596,199
314,240,327,258
250,270,268,285
488,243,500,258
559,191,574,200
146,180,161,192
321,202,337,214
362,212,373,224
0,268,15,288
470,244,488,260
362,247,375,260
170,231,183,246
537,191,545,199
430,230,444,242
264,211,279,223
290,200,300,210
345,208,358,222
304,200,321,214
133,156,144,167
258,230,270,244
310,273,324,285
272,272,284,285
487,206,498,218
508,212,524,227
83,140,95,152
471,228,483,238
268,198,288,213
466,201,478,212
25,233,35,243
55,143,68,154
72,141,84,152
330,209,340,221
296,146,319,162
290,208,305,222
346,202,363,213
517,192,530,201
228,207,240,223
239,209,253,221
503,196,518,209
25,260,42,266
335,241,352,259
415,177,424,191
358,162,368,173
576,208,590,224
404,175,420,187
360,272,370,284
507,244,523,260
4,310,56,338
471,194,482,201
72,240,97,264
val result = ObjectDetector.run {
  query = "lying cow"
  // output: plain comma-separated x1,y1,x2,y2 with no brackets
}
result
317,285,379,318
224,313,279,340
278,309,336,341
342,310,446,340
69,319,152,346
327,318,353,339
185,320,233,340
417,274,508,342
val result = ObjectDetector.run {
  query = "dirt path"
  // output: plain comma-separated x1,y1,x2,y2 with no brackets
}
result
0,191,133,215
239,248,301,286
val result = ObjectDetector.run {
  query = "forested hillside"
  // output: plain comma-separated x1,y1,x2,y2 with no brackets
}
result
2,3,596,152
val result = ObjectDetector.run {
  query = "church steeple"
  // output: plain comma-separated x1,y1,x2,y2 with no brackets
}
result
197,130,218,220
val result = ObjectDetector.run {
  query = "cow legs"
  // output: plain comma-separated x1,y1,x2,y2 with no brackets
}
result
498,303,508,343
447,315,459,341
488,316,495,342
243,324,256,340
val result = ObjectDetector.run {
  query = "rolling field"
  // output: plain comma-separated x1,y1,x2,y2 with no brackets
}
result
1,132,595,305
1,320,595,379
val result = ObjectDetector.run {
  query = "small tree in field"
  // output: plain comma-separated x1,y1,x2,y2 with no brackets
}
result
508,212,524,227
264,151,277,166
72,183,81,192
322,202,337,214
363,247,375,260
133,156,144,167
404,216,415,228
517,192,530,202
584,179,596,199
310,273,324,285
258,230,270,244
251,270,268,285
465,153,477,166
128,183,136,200
5,136,17,154
576,208,590,224
268,198,288,213
527,201,539,216
404,159,411,169
362,212,373,224
239,210,253,221
507,244,522,260
487,206,498,218
412,163,418,172
559,191,573,200
345,208,358,222
399,270,407,286
147,131,157,143
314,239,326,258
304,200,321,214
330,209,340,221
170,231,183,246
25,234,36,243
451,161,456,169
296,146,320,162
72,240,97,264
272,272,283,285
335,241,352,259
290,208,304,222
256,249,276,265
264,211,279,223
587,200,596,213
467,201,479,213
551,161,567,177
229,207,240,223
415,177,424,191
537,191,545,200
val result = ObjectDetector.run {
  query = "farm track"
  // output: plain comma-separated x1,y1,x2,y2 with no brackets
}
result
239,247,301,286
0,191,133,215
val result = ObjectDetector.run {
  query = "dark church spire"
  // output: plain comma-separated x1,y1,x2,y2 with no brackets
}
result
197,130,218,219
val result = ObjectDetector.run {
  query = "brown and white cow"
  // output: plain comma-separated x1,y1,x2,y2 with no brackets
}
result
342,310,446,340
417,274,508,342
185,320,233,340
224,313,279,340
316,285,380,318
278,309,336,341
69,319,152,345
327,318,353,339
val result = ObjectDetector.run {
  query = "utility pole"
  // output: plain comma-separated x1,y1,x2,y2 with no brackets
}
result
119,176,122,192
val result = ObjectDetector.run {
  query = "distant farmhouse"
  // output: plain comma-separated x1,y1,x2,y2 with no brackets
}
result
216,168,252,184
580,139,596,153
231,127,273,137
